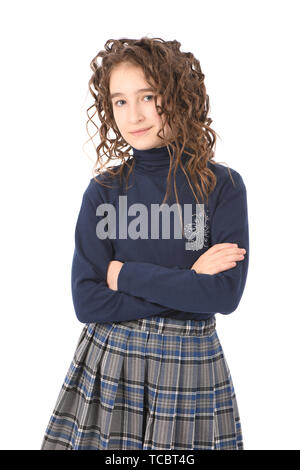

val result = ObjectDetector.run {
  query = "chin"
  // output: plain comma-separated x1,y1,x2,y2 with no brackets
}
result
128,135,159,149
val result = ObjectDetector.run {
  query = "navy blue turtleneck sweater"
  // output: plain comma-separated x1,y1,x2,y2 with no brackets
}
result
71,145,249,323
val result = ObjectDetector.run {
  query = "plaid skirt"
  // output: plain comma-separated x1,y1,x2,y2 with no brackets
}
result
41,315,243,450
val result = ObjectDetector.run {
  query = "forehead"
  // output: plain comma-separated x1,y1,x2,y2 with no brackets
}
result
109,63,152,95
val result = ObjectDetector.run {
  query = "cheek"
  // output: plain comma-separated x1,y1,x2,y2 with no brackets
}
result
113,112,125,130
150,107,163,125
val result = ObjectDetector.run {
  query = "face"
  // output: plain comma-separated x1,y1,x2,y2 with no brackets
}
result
109,62,174,150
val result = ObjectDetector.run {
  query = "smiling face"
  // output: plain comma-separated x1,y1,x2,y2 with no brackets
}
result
109,62,174,150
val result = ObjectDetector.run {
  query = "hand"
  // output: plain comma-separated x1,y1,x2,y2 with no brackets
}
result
107,260,124,291
191,243,246,275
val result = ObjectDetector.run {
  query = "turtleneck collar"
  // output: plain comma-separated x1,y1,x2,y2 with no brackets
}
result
132,143,191,176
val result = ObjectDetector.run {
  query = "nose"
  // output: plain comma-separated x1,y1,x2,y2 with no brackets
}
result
127,102,145,124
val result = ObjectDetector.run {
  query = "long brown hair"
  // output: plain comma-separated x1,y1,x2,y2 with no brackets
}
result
85,37,234,229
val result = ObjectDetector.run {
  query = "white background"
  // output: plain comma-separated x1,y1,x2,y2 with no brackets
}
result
0,0,299,450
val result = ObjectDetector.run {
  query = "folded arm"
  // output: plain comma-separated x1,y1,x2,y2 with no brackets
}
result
117,171,249,315
71,179,185,324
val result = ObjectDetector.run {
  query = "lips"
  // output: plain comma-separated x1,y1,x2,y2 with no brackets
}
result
130,127,151,135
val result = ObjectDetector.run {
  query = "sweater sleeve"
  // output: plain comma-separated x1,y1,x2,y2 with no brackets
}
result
71,179,182,324
117,171,249,315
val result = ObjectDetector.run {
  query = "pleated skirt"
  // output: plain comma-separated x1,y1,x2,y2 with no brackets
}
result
41,315,243,450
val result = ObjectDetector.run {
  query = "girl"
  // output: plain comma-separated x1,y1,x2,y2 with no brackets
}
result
41,37,249,450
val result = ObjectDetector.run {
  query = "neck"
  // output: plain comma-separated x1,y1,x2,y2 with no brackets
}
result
132,142,190,175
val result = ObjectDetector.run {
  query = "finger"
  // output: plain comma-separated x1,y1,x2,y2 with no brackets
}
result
220,261,237,271
210,243,238,252
214,251,245,262
224,253,245,261
209,245,239,257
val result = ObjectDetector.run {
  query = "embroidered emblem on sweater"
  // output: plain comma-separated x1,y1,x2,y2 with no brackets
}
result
183,205,210,251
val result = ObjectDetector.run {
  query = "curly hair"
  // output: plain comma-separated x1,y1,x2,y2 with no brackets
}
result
85,36,234,233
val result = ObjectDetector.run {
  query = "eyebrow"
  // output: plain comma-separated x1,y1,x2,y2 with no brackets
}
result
110,87,155,100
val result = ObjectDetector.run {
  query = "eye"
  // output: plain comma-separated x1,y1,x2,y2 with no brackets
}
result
144,95,154,102
115,99,126,107
114,95,154,107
